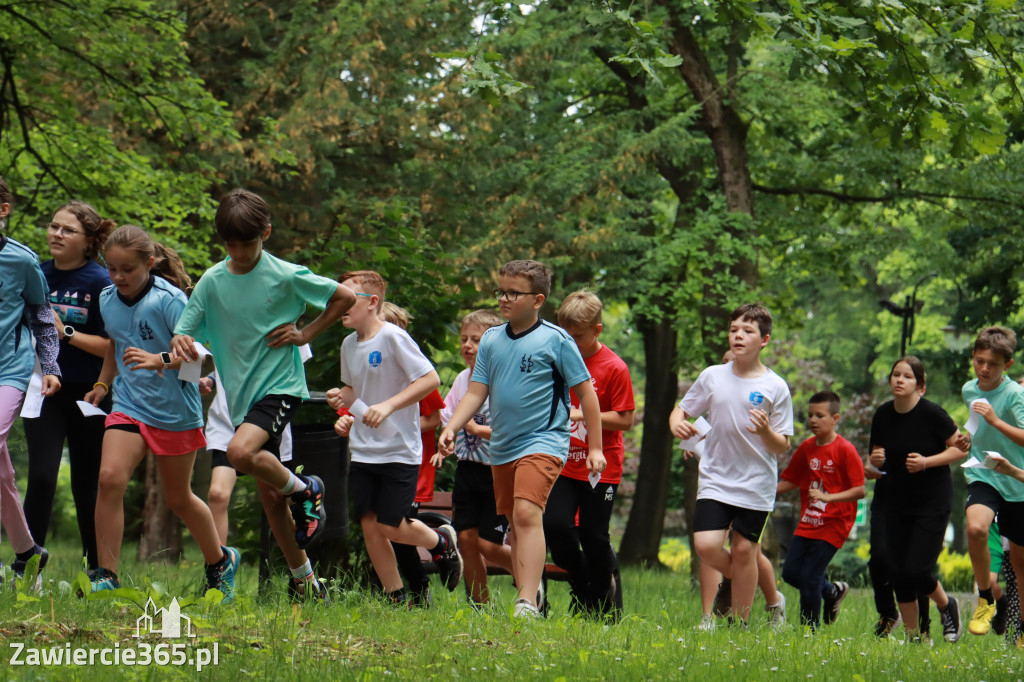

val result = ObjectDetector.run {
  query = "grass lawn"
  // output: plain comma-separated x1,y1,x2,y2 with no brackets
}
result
0,541,1020,681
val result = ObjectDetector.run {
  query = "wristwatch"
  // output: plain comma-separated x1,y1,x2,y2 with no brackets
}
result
63,325,75,341
160,352,172,369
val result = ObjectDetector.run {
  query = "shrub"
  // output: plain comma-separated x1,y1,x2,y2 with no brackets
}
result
659,537,691,573
937,547,975,592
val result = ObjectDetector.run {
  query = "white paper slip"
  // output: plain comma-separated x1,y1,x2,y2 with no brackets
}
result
984,451,1007,469
588,470,601,488
299,343,313,363
693,439,706,459
77,401,108,418
348,399,399,439
178,342,213,384
678,416,712,451
961,457,986,469
19,365,44,418
965,398,991,435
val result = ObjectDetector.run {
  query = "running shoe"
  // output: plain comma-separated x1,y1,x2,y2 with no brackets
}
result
875,614,901,638
513,598,541,619
712,577,732,617
289,475,327,549
940,598,963,643
431,524,463,592
205,546,241,603
823,581,849,625
12,546,48,592
287,576,329,605
765,592,786,630
968,598,997,635
89,567,120,593
992,596,1008,636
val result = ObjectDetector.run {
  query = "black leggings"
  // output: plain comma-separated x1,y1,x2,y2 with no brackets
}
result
886,507,948,604
22,382,110,569
543,476,618,606
869,493,932,628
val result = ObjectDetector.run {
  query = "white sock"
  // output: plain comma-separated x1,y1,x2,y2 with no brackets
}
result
278,472,307,496
289,560,313,581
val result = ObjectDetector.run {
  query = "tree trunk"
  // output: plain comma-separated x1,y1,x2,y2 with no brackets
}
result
619,314,678,566
137,452,182,563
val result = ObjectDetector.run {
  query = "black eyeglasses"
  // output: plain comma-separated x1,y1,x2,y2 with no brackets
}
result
494,289,537,302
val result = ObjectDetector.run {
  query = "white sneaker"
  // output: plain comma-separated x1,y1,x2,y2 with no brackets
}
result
697,614,715,631
514,598,541,619
765,592,787,630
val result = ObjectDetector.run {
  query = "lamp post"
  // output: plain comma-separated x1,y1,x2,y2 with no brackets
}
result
879,272,937,357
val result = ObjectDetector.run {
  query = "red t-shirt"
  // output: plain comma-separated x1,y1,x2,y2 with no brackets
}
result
780,435,865,549
563,344,635,484
415,389,446,503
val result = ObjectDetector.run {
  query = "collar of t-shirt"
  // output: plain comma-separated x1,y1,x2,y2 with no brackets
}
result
505,318,542,340
117,274,156,307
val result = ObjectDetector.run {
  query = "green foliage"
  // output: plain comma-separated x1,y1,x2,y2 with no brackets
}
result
937,547,976,593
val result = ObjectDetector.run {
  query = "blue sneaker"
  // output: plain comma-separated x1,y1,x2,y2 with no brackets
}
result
290,475,326,549
205,546,240,603
90,568,120,593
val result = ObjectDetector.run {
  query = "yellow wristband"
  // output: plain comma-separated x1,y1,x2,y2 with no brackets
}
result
93,381,110,393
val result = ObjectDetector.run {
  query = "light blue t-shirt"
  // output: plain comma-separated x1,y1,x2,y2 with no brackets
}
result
101,276,203,431
0,236,49,391
470,319,590,465
963,376,1024,502
174,252,338,426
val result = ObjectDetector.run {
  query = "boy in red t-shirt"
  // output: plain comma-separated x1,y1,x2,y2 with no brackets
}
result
544,290,635,619
777,390,866,629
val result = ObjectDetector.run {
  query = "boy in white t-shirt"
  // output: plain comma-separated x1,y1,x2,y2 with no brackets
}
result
327,271,463,604
670,303,794,626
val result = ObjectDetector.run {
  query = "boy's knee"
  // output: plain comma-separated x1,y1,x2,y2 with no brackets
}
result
225,442,257,470
208,484,231,510
966,519,990,541
511,499,543,529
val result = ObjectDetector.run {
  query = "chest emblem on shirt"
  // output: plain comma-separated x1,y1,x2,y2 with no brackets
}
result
368,351,382,368
749,391,765,407
810,457,821,471
520,354,534,373
139,321,155,341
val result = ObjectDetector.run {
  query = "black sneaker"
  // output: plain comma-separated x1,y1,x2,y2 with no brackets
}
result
874,614,901,637
823,581,849,625
287,576,329,604
712,577,732,617
993,596,1009,636
409,584,432,609
289,475,327,549
12,546,48,592
940,598,963,643
431,524,463,592
384,588,409,607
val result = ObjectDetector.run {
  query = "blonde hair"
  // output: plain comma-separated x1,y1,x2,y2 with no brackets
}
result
380,301,411,330
557,290,602,328
462,309,502,330
341,270,386,305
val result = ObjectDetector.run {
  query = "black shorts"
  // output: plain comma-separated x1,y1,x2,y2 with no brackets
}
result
452,460,509,544
693,498,771,544
967,481,1024,545
349,461,419,528
240,394,301,457
209,449,234,470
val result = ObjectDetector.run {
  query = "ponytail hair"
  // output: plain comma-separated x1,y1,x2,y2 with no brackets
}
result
54,200,115,260
104,225,192,294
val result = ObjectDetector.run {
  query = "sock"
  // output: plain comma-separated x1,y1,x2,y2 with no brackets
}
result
15,547,36,562
290,560,314,581
279,472,307,496
208,546,228,567
979,587,995,603
431,531,447,556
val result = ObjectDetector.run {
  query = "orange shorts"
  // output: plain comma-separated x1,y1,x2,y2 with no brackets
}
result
105,412,207,456
492,454,563,516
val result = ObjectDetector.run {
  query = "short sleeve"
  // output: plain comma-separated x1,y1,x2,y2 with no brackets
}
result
1008,389,1024,429
929,401,958,441
20,259,48,306
390,328,434,383
678,368,712,417
841,440,865,488
470,332,493,386
441,371,467,423
161,289,187,336
340,336,353,385
769,381,795,437
606,361,635,412
780,442,810,486
291,266,338,311
557,335,591,388
420,389,445,417
174,274,208,340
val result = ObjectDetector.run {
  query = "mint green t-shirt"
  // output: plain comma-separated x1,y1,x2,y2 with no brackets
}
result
174,252,338,426
962,376,1024,502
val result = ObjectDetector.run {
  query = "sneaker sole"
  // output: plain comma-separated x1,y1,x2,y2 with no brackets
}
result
437,524,464,592
295,475,328,549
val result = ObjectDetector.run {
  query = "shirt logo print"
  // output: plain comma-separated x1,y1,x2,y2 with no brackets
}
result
368,351,383,368
139,321,155,341
520,354,534,373
749,391,765,407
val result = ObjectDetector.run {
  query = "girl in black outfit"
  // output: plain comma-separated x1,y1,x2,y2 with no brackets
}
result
22,201,113,570
868,356,967,642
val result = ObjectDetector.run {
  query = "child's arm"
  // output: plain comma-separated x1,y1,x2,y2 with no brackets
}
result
439,382,489,456
122,346,185,377
27,302,61,396
360,370,440,428
747,408,790,454
569,406,634,431
971,400,1024,448
421,409,441,432
83,342,118,405
266,283,357,348
463,420,492,440
573,378,606,473
808,485,866,503
905,431,967,473
992,458,1024,484
776,479,798,495
668,406,700,440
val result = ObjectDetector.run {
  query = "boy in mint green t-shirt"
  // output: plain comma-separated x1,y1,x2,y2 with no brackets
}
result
172,189,355,601
961,326,1024,636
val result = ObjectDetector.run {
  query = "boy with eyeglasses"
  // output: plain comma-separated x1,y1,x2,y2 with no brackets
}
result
439,259,605,618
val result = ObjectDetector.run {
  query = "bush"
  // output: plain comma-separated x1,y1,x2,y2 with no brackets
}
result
937,547,975,592
827,546,870,587
659,537,691,573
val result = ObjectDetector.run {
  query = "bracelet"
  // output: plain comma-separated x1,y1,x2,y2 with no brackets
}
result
93,381,110,393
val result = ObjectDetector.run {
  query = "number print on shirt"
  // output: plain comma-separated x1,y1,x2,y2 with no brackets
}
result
139,320,155,341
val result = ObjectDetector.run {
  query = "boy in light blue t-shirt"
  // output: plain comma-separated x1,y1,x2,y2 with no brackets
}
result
439,259,605,618
172,189,355,601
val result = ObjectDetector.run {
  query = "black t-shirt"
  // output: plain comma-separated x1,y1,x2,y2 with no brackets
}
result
41,259,111,384
869,398,958,515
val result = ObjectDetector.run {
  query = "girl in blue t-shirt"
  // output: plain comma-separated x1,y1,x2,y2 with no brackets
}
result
81,225,239,601
23,200,114,574
0,175,62,589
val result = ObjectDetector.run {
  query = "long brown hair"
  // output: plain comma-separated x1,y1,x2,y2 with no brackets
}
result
53,200,116,260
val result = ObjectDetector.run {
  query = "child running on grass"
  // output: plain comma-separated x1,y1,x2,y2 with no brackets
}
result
83,226,238,600
172,189,355,601
776,390,864,630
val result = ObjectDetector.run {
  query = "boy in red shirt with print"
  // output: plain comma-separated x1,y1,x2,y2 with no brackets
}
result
544,290,635,619
777,390,865,629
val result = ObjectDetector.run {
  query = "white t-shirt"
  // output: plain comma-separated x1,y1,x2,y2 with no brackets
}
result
441,368,492,464
678,362,794,511
205,371,293,461
341,322,435,465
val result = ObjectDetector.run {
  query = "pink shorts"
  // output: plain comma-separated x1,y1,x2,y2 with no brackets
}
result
105,412,206,456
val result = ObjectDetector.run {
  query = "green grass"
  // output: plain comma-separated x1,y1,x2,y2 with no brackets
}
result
0,541,1020,681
